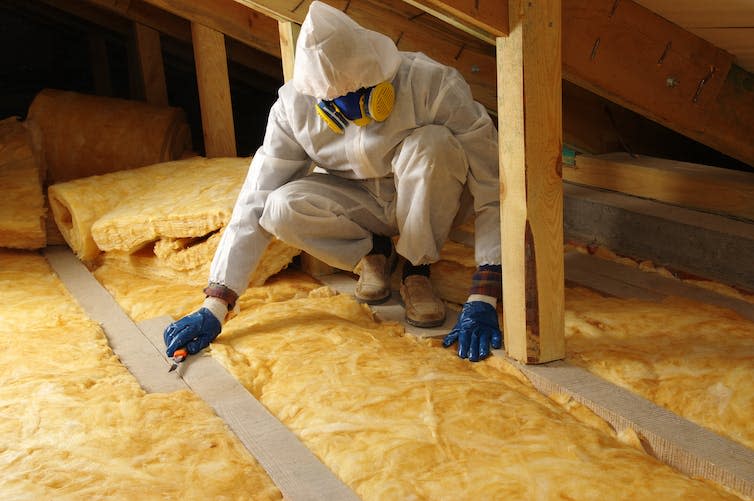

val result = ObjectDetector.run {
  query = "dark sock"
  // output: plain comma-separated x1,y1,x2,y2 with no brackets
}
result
402,262,430,281
368,234,393,257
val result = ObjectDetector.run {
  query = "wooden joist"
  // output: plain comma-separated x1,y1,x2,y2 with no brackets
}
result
277,20,300,83
401,0,508,43
229,0,497,112
191,22,237,157
87,32,112,96
566,153,754,222
498,0,565,364
134,23,169,106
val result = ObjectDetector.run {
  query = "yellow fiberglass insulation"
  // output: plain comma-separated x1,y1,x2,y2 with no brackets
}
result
0,249,281,499
48,155,300,288
435,241,754,452
565,287,754,450
0,117,46,249
91,261,737,500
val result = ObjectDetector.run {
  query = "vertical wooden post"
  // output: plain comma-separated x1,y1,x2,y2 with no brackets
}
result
498,0,565,363
278,20,300,83
191,22,236,158
277,18,335,276
88,32,112,97
134,23,169,106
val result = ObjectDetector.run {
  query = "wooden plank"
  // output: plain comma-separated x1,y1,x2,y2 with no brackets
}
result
563,0,754,168
498,0,565,364
230,0,497,109
634,0,754,28
277,20,299,82
503,356,754,499
276,18,336,276
140,0,282,58
68,0,283,81
693,27,754,73
134,22,169,106
87,32,112,96
401,0,508,42
191,22,237,157
567,153,754,221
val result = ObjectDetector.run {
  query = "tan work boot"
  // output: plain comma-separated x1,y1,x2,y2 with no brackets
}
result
354,251,396,304
400,275,446,328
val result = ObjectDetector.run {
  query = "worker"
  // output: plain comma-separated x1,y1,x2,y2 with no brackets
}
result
163,1,502,362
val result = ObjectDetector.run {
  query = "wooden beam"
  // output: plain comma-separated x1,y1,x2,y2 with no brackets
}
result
566,153,754,221
401,0,508,43
87,32,112,96
230,0,496,108
134,23,169,106
563,0,754,168
191,22,237,157
498,0,565,364
277,20,300,82
142,0,282,57
73,0,283,80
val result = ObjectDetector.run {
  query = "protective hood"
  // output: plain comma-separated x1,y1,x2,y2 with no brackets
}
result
292,1,402,100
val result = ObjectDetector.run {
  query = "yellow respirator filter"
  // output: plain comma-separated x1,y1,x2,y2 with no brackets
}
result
365,81,395,123
317,81,395,133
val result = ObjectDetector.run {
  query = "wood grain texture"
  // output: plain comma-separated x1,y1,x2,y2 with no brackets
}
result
278,20,299,82
563,0,754,168
567,153,754,221
498,0,565,364
134,23,169,106
191,22,237,157
401,0,508,42
634,0,754,28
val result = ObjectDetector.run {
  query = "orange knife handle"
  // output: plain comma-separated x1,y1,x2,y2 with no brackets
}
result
173,347,188,362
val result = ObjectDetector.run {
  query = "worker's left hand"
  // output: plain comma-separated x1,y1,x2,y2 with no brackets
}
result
442,301,502,362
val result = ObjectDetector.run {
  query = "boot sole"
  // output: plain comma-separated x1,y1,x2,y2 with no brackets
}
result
355,292,392,305
405,315,446,328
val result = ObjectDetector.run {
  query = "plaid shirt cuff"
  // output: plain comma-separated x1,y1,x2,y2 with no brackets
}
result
468,266,502,300
203,283,238,310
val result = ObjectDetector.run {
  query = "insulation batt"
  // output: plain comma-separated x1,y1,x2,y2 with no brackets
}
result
0,250,281,499
92,262,739,500
0,117,45,249
566,287,754,450
48,156,301,289
436,241,754,452
48,157,251,261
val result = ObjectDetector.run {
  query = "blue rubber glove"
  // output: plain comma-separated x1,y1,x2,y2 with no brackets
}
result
442,301,502,362
164,308,222,357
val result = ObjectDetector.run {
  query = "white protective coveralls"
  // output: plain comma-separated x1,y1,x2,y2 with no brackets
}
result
209,1,500,296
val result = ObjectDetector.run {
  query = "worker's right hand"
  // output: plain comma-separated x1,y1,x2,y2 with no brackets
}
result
163,308,222,357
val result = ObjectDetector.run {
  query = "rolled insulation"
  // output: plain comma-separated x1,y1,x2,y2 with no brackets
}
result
26,89,191,182
0,117,46,249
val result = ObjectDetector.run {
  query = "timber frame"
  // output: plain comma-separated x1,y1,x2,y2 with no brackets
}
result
34,0,754,364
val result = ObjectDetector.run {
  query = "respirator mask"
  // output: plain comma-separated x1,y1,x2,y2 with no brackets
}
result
316,81,395,134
